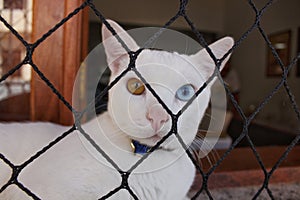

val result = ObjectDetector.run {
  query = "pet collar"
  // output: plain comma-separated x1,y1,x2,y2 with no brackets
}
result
130,140,151,155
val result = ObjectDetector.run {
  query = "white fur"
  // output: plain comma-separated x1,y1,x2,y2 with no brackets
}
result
0,20,233,200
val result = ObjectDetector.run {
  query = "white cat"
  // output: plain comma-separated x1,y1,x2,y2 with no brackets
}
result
0,20,233,200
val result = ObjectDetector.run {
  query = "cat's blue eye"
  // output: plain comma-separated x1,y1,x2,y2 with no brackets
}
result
175,84,195,101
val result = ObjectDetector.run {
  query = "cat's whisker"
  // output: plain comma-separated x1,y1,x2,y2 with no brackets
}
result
187,132,221,170
204,112,212,118
197,128,209,132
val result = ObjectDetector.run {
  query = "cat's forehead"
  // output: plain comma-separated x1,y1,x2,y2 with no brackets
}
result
137,50,191,68
133,50,206,86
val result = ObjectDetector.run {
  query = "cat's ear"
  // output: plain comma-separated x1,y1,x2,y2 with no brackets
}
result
190,37,234,80
102,20,139,75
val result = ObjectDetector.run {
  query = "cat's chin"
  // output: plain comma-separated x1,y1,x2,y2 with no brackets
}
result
131,134,176,152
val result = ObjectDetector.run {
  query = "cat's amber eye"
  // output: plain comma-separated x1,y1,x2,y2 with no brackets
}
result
127,78,145,95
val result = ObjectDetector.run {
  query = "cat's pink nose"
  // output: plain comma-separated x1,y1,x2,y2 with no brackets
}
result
146,104,169,132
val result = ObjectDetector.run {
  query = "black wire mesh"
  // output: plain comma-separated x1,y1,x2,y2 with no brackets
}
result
0,0,299,199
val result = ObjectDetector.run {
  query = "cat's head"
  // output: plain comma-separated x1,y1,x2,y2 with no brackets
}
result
102,20,233,152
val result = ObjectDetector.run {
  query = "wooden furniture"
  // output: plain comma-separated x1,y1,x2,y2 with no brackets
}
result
192,146,300,190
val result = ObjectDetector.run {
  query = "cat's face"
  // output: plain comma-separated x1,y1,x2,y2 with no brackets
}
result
102,20,233,151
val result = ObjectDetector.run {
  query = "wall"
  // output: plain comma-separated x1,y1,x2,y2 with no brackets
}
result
89,0,226,33
224,0,300,132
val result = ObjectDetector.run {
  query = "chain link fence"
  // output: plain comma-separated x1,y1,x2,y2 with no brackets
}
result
0,0,300,199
